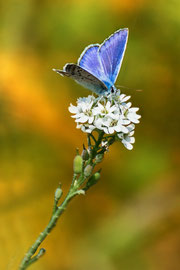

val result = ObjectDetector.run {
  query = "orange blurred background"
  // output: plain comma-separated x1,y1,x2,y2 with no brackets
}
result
0,0,180,269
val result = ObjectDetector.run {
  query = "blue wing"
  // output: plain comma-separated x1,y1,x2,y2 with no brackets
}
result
54,29,128,95
78,29,128,90
78,44,112,90
98,28,129,85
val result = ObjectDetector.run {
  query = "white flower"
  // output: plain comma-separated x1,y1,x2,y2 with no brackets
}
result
117,124,135,150
68,91,141,150
126,107,141,123
69,95,95,124
95,117,129,134
102,140,108,147
93,101,119,120
120,102,141,124
77,123,96,133
122,135,135,150
101,140,109,151
119,93,131,103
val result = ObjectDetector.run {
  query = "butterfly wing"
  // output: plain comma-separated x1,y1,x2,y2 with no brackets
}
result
98,28,129,86
54,29,128,94
78,45,112,90
53,64,108,95
78,29,128,89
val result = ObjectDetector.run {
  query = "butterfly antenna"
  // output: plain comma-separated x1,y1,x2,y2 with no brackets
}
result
116,85,143,92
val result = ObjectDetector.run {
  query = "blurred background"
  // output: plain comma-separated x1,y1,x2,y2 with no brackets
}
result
0,0,180,269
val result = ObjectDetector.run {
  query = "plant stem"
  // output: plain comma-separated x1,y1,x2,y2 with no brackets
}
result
19,131,105,270
89,131,104,161
19,183,80,270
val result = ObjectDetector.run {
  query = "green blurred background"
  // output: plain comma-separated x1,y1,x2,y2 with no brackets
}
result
0,0,180,269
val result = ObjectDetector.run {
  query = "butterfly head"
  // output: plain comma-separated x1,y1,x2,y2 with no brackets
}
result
110,85,117,94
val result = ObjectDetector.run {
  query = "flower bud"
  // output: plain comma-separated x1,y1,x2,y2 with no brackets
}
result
55,187,63,201
73,155,83,174
83,171,100,191
95,153,104,163
93,172,101,181
81,145,89,160
84,164,93,177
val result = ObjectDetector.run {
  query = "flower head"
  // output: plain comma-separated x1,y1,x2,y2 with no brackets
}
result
68,91,141,150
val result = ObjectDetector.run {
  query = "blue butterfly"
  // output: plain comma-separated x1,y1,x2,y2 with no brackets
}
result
53,28,128,96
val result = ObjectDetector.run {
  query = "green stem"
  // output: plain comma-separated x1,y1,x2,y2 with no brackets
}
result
89,133,97,143
25,249,45,267
19,131,106,270
19,184,79,270
87,134,91,147
89,131,104,161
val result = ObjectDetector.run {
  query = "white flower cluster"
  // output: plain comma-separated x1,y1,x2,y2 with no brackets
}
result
68,91,141,150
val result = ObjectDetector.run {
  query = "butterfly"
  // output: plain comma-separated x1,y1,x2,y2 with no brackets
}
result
53,28,128,96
